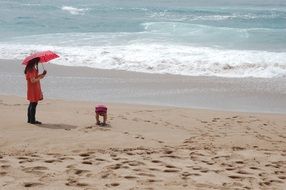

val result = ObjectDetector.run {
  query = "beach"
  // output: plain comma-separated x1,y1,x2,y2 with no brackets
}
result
1,1,286,189
1,59,286,189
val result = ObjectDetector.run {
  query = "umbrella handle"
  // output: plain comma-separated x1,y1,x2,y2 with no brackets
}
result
41,63,45,71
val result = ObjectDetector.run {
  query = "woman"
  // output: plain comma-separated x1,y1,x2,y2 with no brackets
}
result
24,57,47,124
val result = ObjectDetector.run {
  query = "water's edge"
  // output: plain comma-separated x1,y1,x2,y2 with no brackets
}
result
1,59,286,114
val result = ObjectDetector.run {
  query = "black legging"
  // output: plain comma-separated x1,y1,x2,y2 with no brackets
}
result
27,102,38,123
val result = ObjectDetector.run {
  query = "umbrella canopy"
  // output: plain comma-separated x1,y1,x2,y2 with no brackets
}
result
22,50,59,65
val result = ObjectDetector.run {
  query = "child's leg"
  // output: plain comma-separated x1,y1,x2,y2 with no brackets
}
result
96,113,100,125
103,113,107,125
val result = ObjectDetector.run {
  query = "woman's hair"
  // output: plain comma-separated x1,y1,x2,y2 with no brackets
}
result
24,57,40,74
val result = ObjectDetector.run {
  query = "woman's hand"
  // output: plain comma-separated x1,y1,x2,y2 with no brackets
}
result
30,71,47,83
39,70,47,79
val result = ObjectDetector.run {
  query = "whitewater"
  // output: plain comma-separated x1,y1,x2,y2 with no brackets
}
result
0,0,285,78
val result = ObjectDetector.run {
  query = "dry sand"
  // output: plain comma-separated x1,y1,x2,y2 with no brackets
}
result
0,95,286,189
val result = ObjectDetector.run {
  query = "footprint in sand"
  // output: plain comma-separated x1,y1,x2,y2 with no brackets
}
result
259,181,271,186
19,159,34,164
212,118,220,122
232,146,245,151
83,126,110,132
163,169,180,173
95,158,106,162
110,153,117,158
235,161,244,164
132,118,139,122
127,160,145,167
22,166,48,175
17,156,30,160
106,182,120,187
199,169,209,173
124,175,137,180
265,163,279,169
278,176,286,180
163,149,173,154
274,170,285,175
65,178,89,187
1,164,10,169
236,170,251,175
82,161,92,165
108,163,123,170
228,175,246,180
46,153,62,156
126,152,135,155
79,152,94,157
249,166,259,170
44,159,61,163
101,173,110,179
182,172,201,178
24,182,43,187
160,154,180,159
132,168,142,172
269,179,284,184
0,171,7,176
137,173,156,177
66,168,90,176
181,172,191,178
199,120,208,124
57,155,72,159
76,182,89,187
201,160,215,165
151,160,162,164
192,166,202,171
165,165,177,169
134,135,145,140
66,164,76,169
149,168,161,171
147,179,162,183
278,134,286,139
74,169,90,176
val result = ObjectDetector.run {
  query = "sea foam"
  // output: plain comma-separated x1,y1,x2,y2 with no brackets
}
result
0,43,285,78
61,6,88,15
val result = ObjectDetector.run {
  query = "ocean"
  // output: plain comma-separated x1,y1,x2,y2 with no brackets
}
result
0,0,286,78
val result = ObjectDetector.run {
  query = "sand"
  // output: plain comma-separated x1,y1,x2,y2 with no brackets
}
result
1,59,286,189
0,94,286,190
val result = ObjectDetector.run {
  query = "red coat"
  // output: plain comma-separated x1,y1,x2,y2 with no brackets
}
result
26,68,43,102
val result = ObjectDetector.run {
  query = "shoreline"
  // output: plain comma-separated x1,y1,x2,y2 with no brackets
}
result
1,59,286,114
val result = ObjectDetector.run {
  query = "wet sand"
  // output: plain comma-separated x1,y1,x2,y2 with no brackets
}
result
1,59,286,113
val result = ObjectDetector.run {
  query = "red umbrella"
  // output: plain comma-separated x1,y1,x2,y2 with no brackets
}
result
22,50,59,65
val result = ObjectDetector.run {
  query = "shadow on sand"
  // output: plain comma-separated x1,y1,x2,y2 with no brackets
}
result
37,123,77,130
97,123,111,128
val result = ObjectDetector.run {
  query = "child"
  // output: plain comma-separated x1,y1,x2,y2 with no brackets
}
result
95,105,107,126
